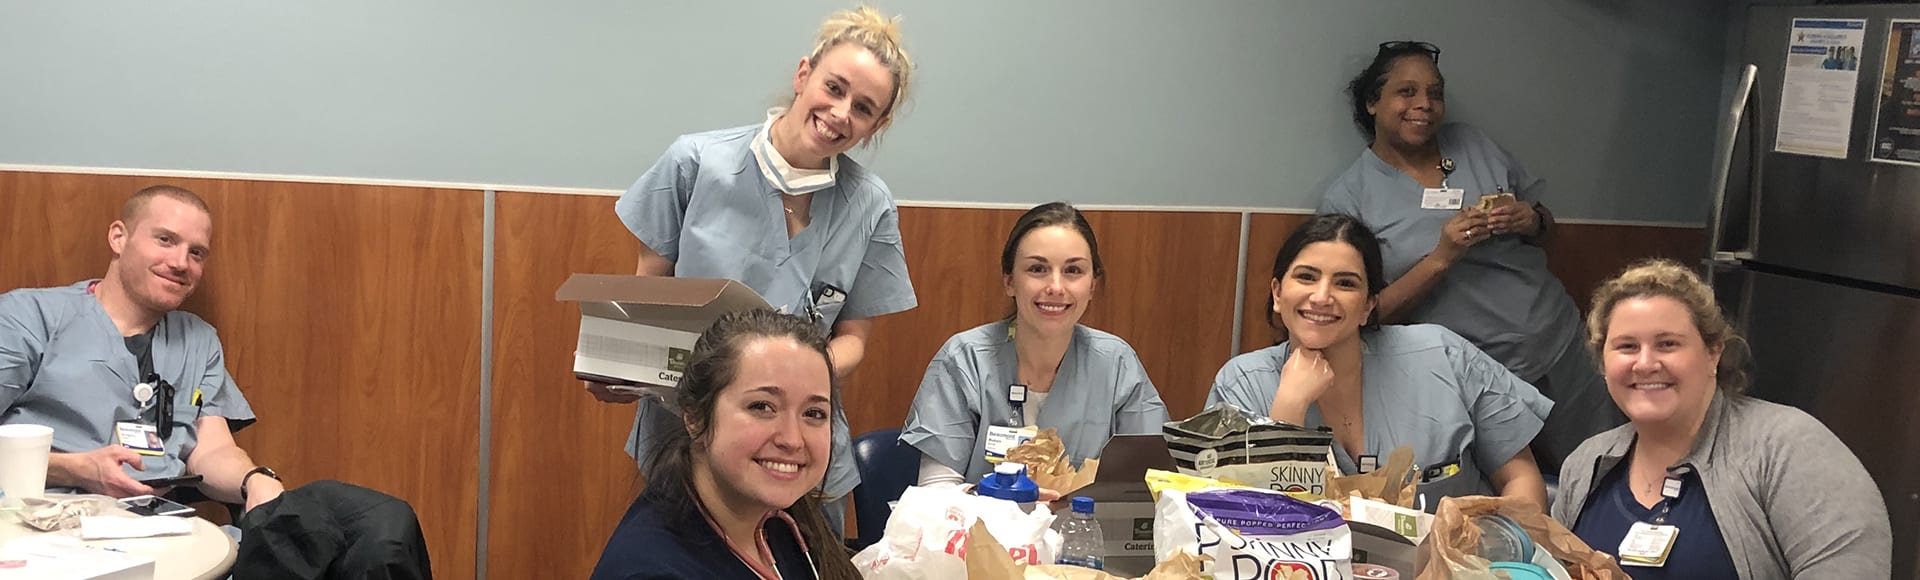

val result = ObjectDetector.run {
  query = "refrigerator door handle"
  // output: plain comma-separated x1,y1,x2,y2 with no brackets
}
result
1741,66,1765,262
1707,64,1760,274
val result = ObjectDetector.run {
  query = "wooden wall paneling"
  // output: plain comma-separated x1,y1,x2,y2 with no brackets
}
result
0,171,486,580
1544,223,1707,313
1239,213,1311,356
842,207,1024,436
486,191,646,580
1074,211,1242,421
197,180,485,580
0,171,138,290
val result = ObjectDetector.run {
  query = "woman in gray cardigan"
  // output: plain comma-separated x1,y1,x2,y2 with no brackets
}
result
1552,259,1890,579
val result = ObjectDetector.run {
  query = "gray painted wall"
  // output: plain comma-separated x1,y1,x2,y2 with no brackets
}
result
0,1,1732,222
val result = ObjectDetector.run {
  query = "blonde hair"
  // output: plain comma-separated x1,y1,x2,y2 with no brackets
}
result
804,6,913,137
1586,258,1750,395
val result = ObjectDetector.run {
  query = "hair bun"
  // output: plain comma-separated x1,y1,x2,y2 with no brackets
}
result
807,5,914,121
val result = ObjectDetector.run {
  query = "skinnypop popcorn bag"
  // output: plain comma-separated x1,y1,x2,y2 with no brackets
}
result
1156,486,1353,579
1164,405,1335,496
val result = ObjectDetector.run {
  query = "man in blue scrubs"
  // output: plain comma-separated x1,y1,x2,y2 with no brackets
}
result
0,185,284,511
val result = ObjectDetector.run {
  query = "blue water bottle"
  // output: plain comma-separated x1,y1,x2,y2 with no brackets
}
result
976,462,1040,510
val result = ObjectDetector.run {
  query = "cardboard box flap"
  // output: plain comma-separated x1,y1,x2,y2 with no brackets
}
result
556,274,772,333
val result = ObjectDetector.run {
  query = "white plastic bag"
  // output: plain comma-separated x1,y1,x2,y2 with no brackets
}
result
1155,487,1353,579
853,485,1062,579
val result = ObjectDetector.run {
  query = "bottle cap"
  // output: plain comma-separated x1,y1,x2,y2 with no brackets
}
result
1071,496,1095,514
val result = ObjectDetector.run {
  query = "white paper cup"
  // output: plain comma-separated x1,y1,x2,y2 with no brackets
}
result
0,424,55,508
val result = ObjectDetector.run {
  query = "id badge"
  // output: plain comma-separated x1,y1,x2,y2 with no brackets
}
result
982,425,1037,463
115,422,165,456
1618,521,1680,567
1420,188,1465,210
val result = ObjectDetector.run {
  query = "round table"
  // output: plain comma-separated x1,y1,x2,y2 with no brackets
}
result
0,499,236,580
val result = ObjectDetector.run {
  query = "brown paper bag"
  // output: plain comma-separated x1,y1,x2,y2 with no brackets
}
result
964,520,1210,579
1325,444,1418,511
965,521,1023,580
1414,496,1630,580
1006,428,1100,496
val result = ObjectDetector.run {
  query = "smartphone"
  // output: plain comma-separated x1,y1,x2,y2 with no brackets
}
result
136,474,203,488
118,494,195,517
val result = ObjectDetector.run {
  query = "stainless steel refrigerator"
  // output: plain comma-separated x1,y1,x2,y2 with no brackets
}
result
1709,5,1920,578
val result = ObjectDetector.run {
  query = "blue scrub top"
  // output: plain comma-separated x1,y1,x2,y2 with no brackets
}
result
1318,123,1579,382
900,321,1169,482
614,123,916,330
614,122,917,500
0,281,255,481
1573,462,1739,579
592,487,818,580
1208,325,1549,504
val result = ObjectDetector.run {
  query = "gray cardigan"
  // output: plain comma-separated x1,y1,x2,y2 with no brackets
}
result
1552,392,1891,579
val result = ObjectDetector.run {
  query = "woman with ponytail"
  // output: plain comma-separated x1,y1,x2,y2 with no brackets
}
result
587,6,920,532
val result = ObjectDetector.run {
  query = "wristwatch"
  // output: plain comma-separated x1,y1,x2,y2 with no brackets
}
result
241,466,280,502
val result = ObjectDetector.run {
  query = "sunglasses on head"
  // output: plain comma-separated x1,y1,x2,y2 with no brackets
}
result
1378,40,1441,63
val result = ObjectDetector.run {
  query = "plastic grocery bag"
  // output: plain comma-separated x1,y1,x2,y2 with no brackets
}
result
853,485,1062,579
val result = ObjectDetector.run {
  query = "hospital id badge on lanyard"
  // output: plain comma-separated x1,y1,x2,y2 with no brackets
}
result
1421,188,1465,210
1619,476,1684,567
120,320,166,456
983,384,1036,463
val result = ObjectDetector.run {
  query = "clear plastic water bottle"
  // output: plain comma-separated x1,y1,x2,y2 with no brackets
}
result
1056,496,1105,570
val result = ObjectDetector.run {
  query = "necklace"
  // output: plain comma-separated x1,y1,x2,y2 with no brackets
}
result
1637,471,1667,497
1322,391,1361,429
782,194,809,216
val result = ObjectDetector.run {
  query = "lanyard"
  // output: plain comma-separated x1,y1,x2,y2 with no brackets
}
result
1007,384,1028,428
129,330,155,388
1650,473,1684,525
128,324,175,440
